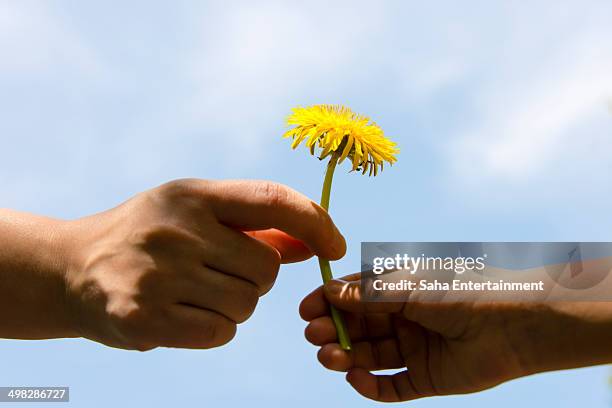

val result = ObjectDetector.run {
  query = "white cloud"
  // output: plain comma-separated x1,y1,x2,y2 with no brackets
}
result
0,2,105,79
447,24,612,184
181,1,389,164
2,0,611,215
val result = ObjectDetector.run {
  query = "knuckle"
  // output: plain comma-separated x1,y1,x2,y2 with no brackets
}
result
255,181,290,208
132,224,170,245
131,223,193,251
132,267,166,296
153,179,211,212
158,178,201,198
112,303,147,330
106,299,156,350
144,180,215,230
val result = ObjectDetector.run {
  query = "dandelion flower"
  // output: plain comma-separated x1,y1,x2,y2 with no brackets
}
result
282,104,399,350
284,104,398,176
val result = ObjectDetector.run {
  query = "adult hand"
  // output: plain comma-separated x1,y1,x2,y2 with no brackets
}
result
0,179,346,351
300,273,612,402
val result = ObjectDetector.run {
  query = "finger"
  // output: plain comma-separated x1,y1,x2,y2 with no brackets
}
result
134,221,280,293
346,368,430,402
299,273,362,321
299,286,328,321
394,316,443,398
202,224,281,293
174,267,260,324
156,304,237,349
317,339,404,372
246,229,313,263
324,278,405,314
305,314,394,345
206,180,346,260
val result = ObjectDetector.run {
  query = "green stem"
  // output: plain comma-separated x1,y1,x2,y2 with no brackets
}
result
319,154,352,351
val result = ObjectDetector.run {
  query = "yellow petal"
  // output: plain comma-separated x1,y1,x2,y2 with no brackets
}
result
282,104,398,176
338,134,354,163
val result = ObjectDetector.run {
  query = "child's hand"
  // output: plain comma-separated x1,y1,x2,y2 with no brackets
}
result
60,179,346,350
300,273,612,402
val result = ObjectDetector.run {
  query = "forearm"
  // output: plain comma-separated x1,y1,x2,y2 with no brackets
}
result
0,209,77,339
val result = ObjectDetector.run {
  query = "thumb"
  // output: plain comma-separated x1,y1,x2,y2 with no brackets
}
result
323,279,405,314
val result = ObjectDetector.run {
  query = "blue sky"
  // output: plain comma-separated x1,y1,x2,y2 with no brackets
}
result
1,1,611,407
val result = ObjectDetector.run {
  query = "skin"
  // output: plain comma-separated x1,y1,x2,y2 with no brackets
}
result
300,273,612,402
0,179,346,350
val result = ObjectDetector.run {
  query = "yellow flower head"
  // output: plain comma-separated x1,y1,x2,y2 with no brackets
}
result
284,104,398,176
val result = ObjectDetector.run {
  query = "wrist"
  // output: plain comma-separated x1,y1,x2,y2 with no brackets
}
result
504,302,612,375
0,210,79,339
48,218,83,339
